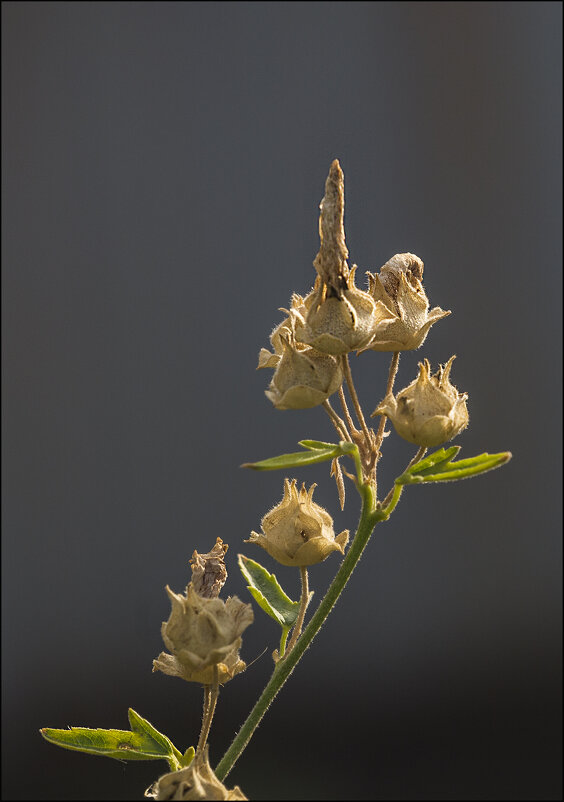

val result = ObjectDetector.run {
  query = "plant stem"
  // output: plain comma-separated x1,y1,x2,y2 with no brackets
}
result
338,385,357,435
381,447,426,508
278,626,290,658
284,567,310,656
215,481,378,782
322,400,351,442
342,355,372,445
373,351,400,457
201,685,210,734
372,351,400,497
196,665,219,756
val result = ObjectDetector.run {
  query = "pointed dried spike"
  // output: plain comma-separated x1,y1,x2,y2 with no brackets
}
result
313,159,350,295
331,457,346,510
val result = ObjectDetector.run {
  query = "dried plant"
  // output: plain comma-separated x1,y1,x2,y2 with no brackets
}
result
40,160,511,800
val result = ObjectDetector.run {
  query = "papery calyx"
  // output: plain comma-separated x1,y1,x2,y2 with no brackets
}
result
246,478,349,567
373,356,469,447
152,555,253,685
262,330,343,410
146,746,246,800
364,253,450,352
292,269,396,355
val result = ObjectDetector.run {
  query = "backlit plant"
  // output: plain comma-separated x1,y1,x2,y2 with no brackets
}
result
41,160,511,800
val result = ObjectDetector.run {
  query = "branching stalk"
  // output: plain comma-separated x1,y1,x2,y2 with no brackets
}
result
284,567,310,656
215,480,380,782
196,665,219,756
342,355,372,445
322,399,351,442
372,351,400,496
338,385,357,436
381,446,427,509
373,351,400,457
278,626,290,658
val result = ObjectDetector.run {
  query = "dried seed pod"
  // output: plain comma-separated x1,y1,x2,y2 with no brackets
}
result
246,478,349,567
263,332,343,410
146,746,246,800
373,356,469,447
292,267,395,355
365,253,450,352
152,585,253,685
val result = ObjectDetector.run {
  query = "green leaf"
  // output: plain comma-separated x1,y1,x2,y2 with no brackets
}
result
127,709,183,765
242,441,357,471
398,449,512,485
405,446,461,477
238,554,299,629
40,726,169,763
40,709,188,770
298,439,339,450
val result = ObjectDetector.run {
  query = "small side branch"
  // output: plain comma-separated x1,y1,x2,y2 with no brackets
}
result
373,351,400,457
381,446,427,509
323,399,351,442
284,567,310,657
342,355,372,445
338,386,357,435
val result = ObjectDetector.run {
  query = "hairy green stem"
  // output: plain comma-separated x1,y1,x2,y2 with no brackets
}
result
215,481,379,782
278,626,289,658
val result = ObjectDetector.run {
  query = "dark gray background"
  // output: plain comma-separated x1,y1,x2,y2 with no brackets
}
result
2,2,562,800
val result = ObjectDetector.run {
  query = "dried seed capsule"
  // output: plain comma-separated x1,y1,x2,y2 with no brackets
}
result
246,479,349,567
292,268,395,355
365,253,450,352
152,584,253,685
263,333,343,410
373,356,469,447
146,746,247,800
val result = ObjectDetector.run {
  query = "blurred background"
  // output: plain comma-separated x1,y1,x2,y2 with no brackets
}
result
2,2,562,800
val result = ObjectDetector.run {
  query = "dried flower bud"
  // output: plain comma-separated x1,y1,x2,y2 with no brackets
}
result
152,584,253,685
373,356,469,447
246,478,349,567
264,332,343,409
146,746,246,800
292,268,396,355
313,159,350,296
190,538,228,599
364,253,450,351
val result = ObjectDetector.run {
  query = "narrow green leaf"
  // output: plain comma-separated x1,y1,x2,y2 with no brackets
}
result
40,725,170,762
242,441,357,471
407,446,461,476
242,448,339,471
238,554,299,629
399,450,511,485
40,710,186,769
417,452,512,482
128,709,182,765
298,439,339,450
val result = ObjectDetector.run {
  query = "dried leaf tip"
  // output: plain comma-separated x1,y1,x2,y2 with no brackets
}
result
313,159,350,297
